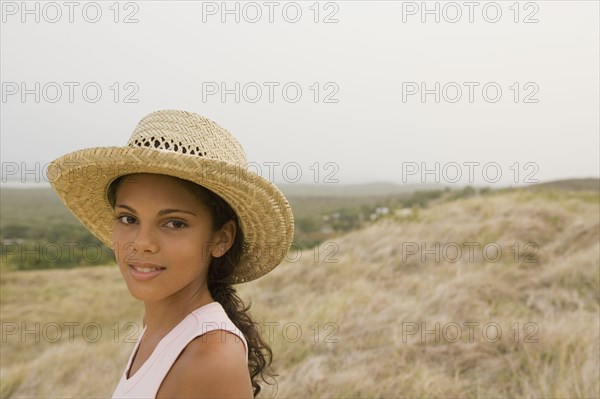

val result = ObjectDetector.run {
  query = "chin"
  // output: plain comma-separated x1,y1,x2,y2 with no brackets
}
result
118,271,162,302
126,286,166,303
122,278,161,298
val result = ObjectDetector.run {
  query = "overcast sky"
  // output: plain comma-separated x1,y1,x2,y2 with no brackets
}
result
1,1,598,187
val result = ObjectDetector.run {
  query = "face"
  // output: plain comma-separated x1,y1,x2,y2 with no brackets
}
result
111,173,236,303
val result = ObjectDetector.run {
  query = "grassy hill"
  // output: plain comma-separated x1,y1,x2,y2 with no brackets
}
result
524,177,599,192
1,185,598,398
278,182,443,197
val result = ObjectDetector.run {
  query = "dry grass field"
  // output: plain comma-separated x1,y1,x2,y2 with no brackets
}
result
1,188,598,398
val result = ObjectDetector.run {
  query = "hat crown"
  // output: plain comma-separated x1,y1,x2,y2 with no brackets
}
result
126,110,247,165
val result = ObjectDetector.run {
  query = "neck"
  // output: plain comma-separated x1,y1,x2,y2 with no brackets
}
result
141,282,214,338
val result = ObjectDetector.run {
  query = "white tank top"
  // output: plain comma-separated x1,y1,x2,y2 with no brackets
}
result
112,301,248,398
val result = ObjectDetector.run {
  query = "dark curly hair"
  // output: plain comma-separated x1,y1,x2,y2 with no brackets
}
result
108,174,275,396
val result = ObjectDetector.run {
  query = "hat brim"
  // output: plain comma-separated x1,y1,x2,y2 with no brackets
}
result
48,146,295,284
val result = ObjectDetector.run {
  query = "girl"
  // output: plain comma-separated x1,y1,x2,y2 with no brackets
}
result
49,110,295,398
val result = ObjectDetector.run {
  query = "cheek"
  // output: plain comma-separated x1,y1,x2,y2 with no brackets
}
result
111,221,124,242
112,225,134,264
171,235,212,265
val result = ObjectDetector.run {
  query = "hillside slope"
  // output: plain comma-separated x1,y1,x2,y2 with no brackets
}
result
241,188,599,397
1,188,598,398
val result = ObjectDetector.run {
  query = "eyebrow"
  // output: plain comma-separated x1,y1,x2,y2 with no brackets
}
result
116,204,198,217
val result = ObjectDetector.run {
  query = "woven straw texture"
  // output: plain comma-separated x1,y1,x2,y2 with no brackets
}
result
48,110,295,284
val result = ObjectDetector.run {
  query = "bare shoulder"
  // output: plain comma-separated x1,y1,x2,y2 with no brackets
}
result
157,330,253,398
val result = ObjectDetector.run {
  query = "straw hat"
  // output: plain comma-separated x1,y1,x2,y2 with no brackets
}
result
48,110,294,284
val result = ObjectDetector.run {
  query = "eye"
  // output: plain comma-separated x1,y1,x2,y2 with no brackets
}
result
116,215,136,225
165,219,187,229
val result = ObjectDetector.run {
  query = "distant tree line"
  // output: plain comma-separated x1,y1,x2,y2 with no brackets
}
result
1,223,114,270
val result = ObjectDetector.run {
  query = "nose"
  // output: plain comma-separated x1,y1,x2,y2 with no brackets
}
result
133,224,159,254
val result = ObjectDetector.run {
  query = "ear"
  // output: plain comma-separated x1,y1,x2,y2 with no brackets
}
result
210,219,236,258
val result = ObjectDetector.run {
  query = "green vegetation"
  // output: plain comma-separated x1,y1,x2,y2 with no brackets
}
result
289,186,487,249
0,189,114,270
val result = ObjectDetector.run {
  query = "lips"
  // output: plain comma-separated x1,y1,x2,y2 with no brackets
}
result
128,263,166,281
131,265,165,273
